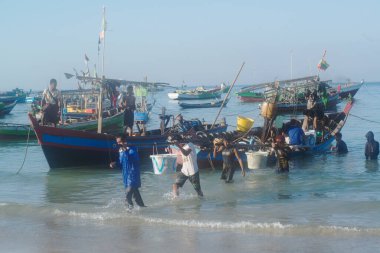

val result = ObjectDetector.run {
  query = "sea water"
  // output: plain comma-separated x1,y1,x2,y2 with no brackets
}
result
1,83,380,253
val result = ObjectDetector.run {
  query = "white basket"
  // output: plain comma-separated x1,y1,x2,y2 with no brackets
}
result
150,154,178,175
245,151,268,170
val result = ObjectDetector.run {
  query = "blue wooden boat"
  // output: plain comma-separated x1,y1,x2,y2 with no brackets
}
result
178,98,229,109
172,100,354,169
28,113,227,169
0,101,17,116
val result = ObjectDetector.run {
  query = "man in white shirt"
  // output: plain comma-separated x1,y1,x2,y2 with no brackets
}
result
171,137,203,197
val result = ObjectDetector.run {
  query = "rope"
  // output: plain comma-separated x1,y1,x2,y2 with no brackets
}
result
349,113,380,124
16,126,31,174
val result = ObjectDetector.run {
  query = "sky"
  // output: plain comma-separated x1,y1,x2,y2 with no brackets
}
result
1,0,379,91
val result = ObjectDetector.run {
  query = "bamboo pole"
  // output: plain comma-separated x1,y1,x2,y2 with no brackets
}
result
210,62,245,129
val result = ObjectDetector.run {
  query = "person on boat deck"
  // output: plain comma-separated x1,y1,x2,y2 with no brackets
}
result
41,78,62,127
170,135,204,197
331,132,348,154
110,136,146,209
287,119,305,145
119,85,136,136
175,114,192,132
271,135,291,173
213,138,245,183
365,131,379,160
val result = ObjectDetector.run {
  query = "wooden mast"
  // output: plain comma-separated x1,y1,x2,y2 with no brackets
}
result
97,6,106,133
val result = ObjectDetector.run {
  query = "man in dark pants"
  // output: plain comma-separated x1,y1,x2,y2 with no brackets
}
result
170,135,203,197
110,136,145,209
119,85,136,136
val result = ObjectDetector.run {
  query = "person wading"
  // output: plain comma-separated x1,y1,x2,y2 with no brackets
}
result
110,136,146,209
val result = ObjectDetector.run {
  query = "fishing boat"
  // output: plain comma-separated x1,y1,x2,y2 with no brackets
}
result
28,7,230,169
0,110,124,140
337,81,363,99
0,88,29,103
274,93,340,113
0,101,17,116
29,111,228,168
168,86,223,100
236,91,265,102
178,98,229,109
172,99,354,169
0,96,19,104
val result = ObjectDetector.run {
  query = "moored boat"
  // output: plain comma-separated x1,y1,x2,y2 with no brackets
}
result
0,110,123,140
178,98,229,109
237,91,265,102
337,81,363,99
168,86,223,100
29,112,228,168
0,101,17,116
171,99,354,169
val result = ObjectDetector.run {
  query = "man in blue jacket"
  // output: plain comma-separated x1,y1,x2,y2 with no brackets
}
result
110,136,145,209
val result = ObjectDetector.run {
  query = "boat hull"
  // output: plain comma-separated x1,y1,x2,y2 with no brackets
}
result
338,83,362,99
0,101,17,115
168,91,222,100
276,94,340,113
237,96,265,103
29,113,228,169
178,99,228,109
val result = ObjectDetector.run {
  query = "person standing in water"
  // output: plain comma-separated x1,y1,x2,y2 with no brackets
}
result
119,85,136,136
365,131,379,160
170,135,204,197
110,136,146,209
331,132,348,154
213,138,245,183
271,135,291,173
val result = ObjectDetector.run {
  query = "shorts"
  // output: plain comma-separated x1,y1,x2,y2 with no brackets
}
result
175,171,202,193
124,109,134,128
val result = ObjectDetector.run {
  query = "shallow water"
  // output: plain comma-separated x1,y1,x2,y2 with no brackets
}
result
1,83,380,253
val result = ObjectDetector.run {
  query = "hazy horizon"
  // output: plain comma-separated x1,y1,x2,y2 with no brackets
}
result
1,0,379,92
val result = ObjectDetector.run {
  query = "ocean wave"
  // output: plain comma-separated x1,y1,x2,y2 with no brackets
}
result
53,209,125,221
140,216,380,235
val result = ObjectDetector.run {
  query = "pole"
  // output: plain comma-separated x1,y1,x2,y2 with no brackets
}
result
290,51,293,79
97,7,106,133
211,62,245,129
101,6,106,77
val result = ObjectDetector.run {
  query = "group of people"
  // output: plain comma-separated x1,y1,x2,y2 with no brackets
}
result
111,130,379,209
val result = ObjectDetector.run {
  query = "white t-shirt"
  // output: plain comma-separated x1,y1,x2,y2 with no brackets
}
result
180,142,199,176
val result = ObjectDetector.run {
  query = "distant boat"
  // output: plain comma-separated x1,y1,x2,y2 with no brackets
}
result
0,110,124,140
168,86,224,100
0,88,29,103
337,81,363,99
236,91,265,103
26,96,35,103
0,101,17,116
179,98,229,109
0,96,18,104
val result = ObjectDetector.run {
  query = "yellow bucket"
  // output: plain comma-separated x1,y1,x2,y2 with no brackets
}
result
237,116,254,132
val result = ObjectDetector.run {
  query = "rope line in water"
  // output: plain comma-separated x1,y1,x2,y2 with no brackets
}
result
349,113,380,124
16,126,31,174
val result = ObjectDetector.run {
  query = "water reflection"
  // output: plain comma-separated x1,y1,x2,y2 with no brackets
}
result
44,167,121,204
365,160,379,172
